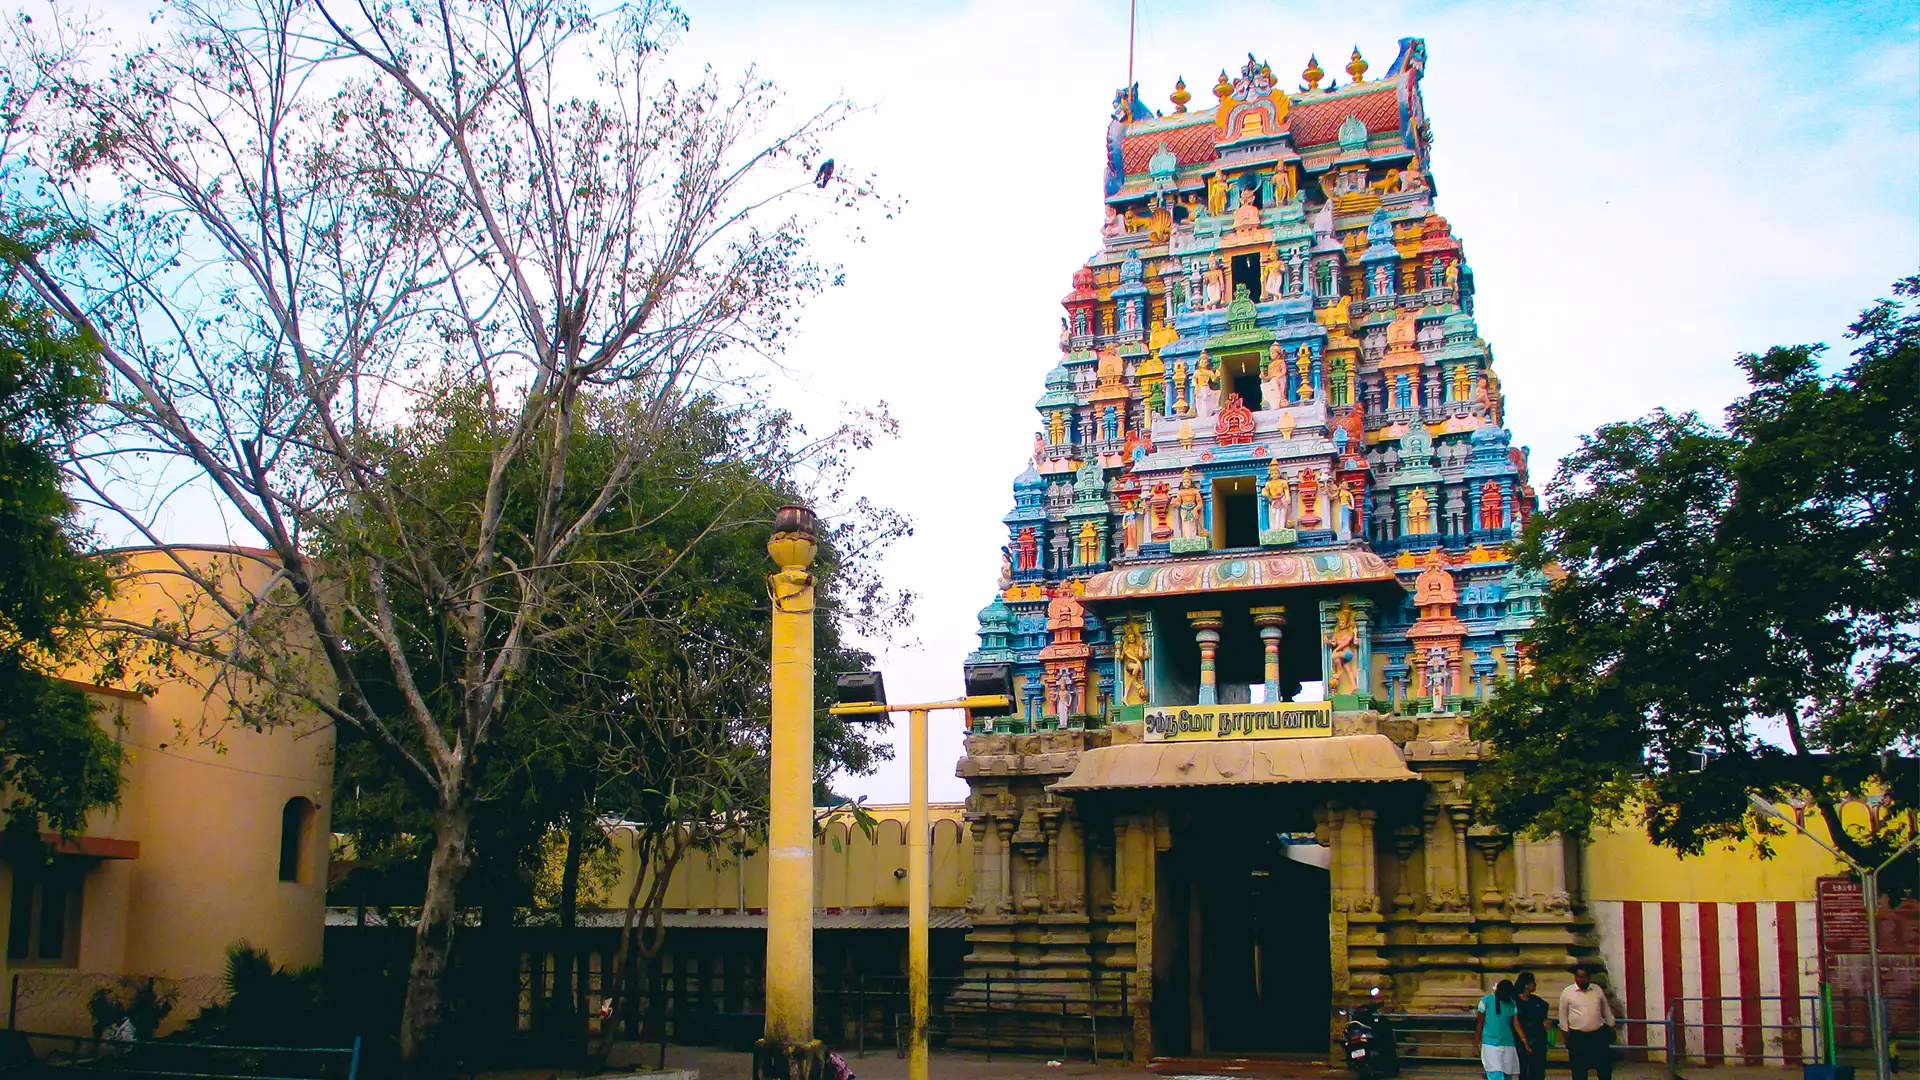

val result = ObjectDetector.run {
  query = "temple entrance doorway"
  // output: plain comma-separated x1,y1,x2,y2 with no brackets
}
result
1154,816,1332,1056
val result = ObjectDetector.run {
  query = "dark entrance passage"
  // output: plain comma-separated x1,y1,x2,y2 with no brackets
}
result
1155,822,1331,1056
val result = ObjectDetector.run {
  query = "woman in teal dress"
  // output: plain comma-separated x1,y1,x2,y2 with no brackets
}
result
1476,978,1522,1080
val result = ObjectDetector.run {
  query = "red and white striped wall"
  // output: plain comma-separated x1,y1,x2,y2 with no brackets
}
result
1592,900,1823,1065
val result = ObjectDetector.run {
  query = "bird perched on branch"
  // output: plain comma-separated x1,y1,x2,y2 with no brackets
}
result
813,159,834,188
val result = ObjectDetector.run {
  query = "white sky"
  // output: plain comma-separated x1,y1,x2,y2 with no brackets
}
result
667,0,1918,803
56,0,1918,805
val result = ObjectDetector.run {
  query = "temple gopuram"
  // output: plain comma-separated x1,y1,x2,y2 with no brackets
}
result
958,40,1582,1057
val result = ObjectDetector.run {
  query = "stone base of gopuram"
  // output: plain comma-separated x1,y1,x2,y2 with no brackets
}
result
949,713,1599,1060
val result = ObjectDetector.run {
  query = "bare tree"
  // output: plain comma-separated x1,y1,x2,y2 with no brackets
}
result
3,0,876,1063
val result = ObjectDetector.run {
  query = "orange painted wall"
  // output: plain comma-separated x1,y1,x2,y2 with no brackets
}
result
0,548,333,1023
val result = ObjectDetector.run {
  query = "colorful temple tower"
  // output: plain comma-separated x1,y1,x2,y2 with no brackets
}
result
957,41,1586,1058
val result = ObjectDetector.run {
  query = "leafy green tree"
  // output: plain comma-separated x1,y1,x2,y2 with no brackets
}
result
323,389,902,1054
5,0,882,1063
0,254,121,838
1477,278,1919,869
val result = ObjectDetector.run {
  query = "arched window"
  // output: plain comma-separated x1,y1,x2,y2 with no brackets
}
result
279,797,314,882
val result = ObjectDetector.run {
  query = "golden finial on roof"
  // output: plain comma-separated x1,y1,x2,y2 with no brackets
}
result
1170,76,1191,114
1302,54,1324,90
1347,47,1369,84
1212,69,1233,105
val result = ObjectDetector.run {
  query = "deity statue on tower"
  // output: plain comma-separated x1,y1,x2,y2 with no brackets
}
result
1206,170,1228,215
1173,472,1207,540
1262,248,1285,301
1424,644,1453,708
1332,484,1357,541
1191,352,1220,416
1207,258,1230,310
1328,602,1361,696
1262,460,1292,530
1118,622,1150,706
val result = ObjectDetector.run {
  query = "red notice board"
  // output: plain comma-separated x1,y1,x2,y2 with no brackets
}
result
1817,876,1920,1041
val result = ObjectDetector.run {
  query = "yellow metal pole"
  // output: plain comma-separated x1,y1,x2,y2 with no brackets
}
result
907,707,930,1080
825,693,1007,1080
764,507,818,1067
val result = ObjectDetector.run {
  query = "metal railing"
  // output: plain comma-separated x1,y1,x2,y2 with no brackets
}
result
6,1030,359,1080
1378,1009,1676,1078
1665,992,1919,1069
518,962,1133,1065
819,973,1131,1064
1382,992,1920,1073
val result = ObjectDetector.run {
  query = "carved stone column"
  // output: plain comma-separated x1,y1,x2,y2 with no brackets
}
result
996,814,1018,916
1188,610,1224,704
1252,606,1286,701
1057,806,1086,913
1420,804,1447,909
1356,808,1380,912
1038,802,1064,911
1447,803,1472,909
965,810,992,914
1012,810,1046,914
1467,825,1508,913
1392,823,1422,913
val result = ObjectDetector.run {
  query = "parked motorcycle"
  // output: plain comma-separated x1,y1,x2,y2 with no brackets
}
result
1342,987,1400,1080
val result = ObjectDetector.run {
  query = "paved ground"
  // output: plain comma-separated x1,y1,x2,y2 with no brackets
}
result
584,1045,1828,1080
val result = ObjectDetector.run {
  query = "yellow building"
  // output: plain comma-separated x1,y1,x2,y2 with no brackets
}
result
2,547,334,1034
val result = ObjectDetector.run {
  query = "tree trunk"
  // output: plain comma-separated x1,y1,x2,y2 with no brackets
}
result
551,811,587,1048
400,796,476,1072
589,831,684,1071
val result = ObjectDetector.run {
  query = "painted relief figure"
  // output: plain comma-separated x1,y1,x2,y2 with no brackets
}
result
1424,644,1453,704
1332,484,1357,541
1118,622,1150,706
1192,353,1220,416
1328,602,1361,696
1174,472,1206,539
1262,461,1292,530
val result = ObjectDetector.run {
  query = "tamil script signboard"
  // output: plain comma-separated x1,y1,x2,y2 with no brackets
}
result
1816,875,1920,1043
1143,701,1334,741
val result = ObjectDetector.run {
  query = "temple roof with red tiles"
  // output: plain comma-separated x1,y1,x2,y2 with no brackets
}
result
1118,80,1407,182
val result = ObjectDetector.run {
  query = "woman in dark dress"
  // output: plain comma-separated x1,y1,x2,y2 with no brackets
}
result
1515,971,1550,1080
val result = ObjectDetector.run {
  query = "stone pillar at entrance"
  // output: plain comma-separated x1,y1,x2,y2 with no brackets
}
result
1187,610,1224,704
1252,605,1286,701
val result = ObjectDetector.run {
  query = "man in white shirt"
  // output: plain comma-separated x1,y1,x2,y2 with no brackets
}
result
1558,964,1617,1080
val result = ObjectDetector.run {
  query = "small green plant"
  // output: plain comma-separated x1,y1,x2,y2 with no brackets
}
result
87,977,176,1039
178,942,327,1046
